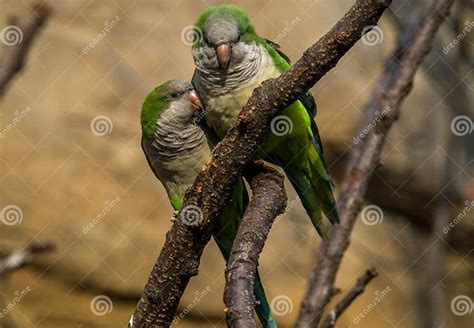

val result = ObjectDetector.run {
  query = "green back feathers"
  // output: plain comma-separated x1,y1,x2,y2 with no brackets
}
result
140,84,171,138
194,4,261,47
262,42,291,72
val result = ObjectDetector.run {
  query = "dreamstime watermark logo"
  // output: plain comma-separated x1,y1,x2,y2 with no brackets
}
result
279,196,301,222
0,107,32,139
82,196,121,234
82,16,121,55
353,107,391,144
172,286,211,325
361,25,384,46
273,16,301,43
270,295,293,316
0,286,32,318
271,115,293,136
361,205,383,225
443,200,474,234
450,295,472,316
192,107,210,124
0,25,23,46
352,285,391,325
180,205,204,226
443,21,474,54
0,205,23,226
450,115,473,136
181,25,203,46
90,115,113,136
90,295,113,316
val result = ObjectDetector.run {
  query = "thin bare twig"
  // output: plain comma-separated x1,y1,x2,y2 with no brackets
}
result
0,241,55,277
0,3,51,99
296,1,454,327
320,268,378,328
131,1,391,326
223,162,287,328
387,0,473,252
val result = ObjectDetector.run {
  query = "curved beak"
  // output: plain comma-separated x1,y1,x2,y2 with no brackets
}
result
188,90,203,111
216,44,231,69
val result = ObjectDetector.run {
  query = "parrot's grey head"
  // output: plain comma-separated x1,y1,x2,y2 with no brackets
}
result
140,80,203,138
192,5,260,70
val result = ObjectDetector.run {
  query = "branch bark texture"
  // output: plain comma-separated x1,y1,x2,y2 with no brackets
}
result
132,1,391,326
296,0,454,327
224,163,287,328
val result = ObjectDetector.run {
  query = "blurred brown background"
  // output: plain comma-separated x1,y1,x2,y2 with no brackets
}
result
0,0,472,327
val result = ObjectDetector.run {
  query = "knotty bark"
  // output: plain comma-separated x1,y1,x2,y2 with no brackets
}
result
224,162,287,328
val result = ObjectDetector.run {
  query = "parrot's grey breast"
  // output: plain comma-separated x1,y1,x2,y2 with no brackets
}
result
152,119,206,161
143,117,211,199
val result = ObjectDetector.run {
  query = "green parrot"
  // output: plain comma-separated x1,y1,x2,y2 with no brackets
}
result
140,80,277,328
191,5,339,239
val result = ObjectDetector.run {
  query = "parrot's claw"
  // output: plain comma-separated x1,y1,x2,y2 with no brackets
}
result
171,211,179,222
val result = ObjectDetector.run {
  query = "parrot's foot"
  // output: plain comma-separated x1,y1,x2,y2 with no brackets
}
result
171,211,179,222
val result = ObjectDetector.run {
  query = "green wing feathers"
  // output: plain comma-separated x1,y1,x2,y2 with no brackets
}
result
263,40,317,117
262,39,339,236
278,132,339,239
262,99,339,239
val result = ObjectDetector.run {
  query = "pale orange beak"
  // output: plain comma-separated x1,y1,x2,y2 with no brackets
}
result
188,90,203,111
216,44,231,68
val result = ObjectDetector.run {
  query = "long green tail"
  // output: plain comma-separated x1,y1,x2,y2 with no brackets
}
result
282,144,340,240
253,271,277,328
213,179,277,328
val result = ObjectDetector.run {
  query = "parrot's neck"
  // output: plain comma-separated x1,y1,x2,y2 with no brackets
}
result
151,118,206,161
194,42,264,97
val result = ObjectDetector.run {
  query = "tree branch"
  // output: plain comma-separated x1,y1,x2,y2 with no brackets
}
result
131,1,392,326
0,2,51,99
223,162,287,328
0,241,55,277
320,268,378,328
295,0,454,327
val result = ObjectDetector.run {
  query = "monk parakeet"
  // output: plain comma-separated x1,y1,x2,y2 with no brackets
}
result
140,80,276,328
191,5,339,238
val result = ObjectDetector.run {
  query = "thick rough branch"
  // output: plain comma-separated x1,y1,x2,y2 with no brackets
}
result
0,3,51,98
132,1,391,326
224,162,287,328
296,0,454,327
320,268,378,328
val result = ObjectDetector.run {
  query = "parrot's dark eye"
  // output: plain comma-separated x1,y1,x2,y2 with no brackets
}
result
170,92,178,98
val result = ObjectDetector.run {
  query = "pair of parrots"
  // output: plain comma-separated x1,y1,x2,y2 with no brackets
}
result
140,5,339,328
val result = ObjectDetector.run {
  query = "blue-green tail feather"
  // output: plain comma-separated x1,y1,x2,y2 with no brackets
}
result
284,166,330,240
254,271,277,328
282,144,339,240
